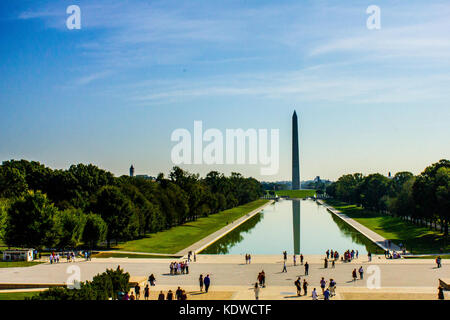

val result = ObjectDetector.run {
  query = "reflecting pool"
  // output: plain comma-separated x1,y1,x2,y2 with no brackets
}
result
201,199,379,254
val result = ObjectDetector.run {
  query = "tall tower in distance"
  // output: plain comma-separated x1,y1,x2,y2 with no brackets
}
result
130,165,135,177
292,110,300,190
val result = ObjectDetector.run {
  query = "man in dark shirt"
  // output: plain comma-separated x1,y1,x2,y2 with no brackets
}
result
204,275,211,293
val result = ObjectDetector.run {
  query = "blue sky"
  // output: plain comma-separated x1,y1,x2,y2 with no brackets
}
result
0,0,449,181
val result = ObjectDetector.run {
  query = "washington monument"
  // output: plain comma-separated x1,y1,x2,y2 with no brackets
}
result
292,111,300,190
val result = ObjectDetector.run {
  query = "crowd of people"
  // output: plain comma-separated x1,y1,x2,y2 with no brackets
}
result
169,260,190,275
48,250,92,264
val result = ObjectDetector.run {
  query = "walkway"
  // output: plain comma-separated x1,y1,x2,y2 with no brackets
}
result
317,200,405,253
176,200,274,256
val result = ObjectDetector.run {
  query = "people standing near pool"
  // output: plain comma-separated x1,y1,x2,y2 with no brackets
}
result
304,262,309,275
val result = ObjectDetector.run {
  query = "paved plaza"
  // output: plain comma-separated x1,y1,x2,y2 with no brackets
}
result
1,254,448,299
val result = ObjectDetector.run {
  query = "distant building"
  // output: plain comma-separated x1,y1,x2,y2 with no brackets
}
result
130,165,135,177
3,249,34,261
135,174,156,181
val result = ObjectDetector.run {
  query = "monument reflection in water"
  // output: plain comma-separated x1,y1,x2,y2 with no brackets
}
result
292,199,301,255
201,200,376,255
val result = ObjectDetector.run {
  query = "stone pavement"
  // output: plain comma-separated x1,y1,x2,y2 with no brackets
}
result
1,254,448,298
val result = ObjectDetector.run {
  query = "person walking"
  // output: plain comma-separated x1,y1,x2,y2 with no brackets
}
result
134,283,140,300
436,256,442,268
358,266,364,280
149,274,156,286
254,283,260,300
248,254,251,264
329,279,336,297
204,274,211,293
304,262,309,275
302,279,308,296
323,288,330,300
331,259,335,268
320,277,326,294
176,287,183,300
324,258,328,268
199,274,204,292
282,260,287,273
293,255,297,266
368,252,372,262
144,285,150,300
283,251,287,261
300,254,304,265
352,269,357,281
312,288,318,300
294,277,302,296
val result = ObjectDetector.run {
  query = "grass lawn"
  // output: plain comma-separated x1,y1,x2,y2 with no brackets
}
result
275,190,316,198
93,252,180,259
0,291,40,300
0,261,43,268
114,199,270,254
325,199,450,254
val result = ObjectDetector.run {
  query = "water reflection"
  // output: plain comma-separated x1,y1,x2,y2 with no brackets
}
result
292,200,301,255
201,200,378,254
200,212,264,254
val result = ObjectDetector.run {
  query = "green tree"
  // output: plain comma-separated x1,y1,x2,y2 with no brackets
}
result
82,213,107,249
4,191,58,248
90,186,134,247
54,208,86,249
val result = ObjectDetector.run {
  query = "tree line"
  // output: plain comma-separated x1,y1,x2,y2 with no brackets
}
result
326,159,449,236
0,160,264,249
